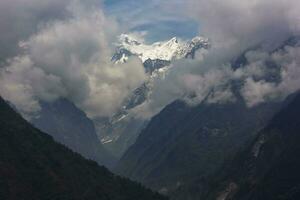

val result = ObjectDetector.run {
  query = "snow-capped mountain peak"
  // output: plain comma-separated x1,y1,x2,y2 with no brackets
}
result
113,34,210,63
99,34,210,151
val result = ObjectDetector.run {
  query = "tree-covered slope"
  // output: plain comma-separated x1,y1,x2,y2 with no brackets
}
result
0,97,167,200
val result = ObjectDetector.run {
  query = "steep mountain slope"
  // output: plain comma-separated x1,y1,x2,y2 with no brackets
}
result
95,34,210,158
0,96,167,200
203,92,300,200
95,112,147,160
116,94,282,194
31,99,115,168
116,36,299,196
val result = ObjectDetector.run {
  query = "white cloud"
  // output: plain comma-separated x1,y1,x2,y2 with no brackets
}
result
240,45,300,106
241,78,276,107
0,0,73,61
0,1,146,118
1,0,300,121
165,0,300,108
185,0,300,49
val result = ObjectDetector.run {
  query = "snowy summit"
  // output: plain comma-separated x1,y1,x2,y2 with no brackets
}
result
112,34,210,64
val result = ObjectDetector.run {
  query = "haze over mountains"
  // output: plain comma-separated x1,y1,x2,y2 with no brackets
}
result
0,0,300,199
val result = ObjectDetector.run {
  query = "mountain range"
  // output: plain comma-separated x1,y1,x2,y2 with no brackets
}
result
115,37,300,199
4,32,299,200
2,1,300,200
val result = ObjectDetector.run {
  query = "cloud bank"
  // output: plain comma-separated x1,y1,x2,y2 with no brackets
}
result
187,0,300,51
1,0,300,121
0,0,146,118
183,0,300,106
129,0,300,118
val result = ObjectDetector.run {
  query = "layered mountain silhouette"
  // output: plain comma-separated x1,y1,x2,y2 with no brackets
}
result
116,37,300,197
31,99,115,168
0,97,167,200
116,95,282,195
